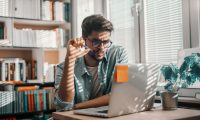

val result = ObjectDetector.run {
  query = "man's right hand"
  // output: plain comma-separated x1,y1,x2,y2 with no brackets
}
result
59,38,90,102
67,38,90,60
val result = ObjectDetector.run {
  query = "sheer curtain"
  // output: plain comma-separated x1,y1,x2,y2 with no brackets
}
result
143,0,183,64
108,0,136,63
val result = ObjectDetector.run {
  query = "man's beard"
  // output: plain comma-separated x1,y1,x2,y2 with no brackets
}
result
88,49,104,61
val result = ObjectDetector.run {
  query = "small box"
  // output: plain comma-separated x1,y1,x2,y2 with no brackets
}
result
195,92,200,99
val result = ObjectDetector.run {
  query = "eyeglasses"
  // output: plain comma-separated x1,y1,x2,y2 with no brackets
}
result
89,38,112,48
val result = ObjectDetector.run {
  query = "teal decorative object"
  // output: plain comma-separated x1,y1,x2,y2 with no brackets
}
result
179,53,200,87
160,53,200,92
160,64,179,92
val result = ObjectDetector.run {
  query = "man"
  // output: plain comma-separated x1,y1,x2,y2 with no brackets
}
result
55,14,128,111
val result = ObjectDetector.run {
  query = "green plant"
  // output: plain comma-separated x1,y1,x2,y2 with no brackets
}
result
160,53,200,92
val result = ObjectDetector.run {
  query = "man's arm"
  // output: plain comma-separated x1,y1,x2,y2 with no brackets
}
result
58,39,90,102
74,94,109,109
58,52,76,102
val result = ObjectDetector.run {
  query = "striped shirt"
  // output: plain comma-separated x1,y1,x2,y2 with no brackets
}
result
54,45,128,111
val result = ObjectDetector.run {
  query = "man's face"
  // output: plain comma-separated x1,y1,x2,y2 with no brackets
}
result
85,31,111,61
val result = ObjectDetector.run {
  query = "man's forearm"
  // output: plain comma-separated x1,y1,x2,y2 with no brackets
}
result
58,53,76,102
74,94,109,109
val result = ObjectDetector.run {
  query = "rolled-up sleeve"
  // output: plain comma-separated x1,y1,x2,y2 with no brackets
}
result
54,63,74,111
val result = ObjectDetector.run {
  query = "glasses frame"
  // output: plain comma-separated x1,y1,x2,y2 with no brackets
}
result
88,38,112,48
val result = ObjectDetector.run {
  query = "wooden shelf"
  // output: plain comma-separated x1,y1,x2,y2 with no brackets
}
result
0,16,11,22
14,18,70,30
0,81,54,87
14,82,54,88
0,49,32,61
0,109,56,118
0,16,70,30
0,81,23,85
0,46,35,50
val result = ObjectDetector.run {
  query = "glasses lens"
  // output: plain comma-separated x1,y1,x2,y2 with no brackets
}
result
91,39,100,47
103,41,111,48
91,39,112,48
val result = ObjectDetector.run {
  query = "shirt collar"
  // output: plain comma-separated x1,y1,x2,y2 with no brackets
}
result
79,57,90,76
79,53,108,77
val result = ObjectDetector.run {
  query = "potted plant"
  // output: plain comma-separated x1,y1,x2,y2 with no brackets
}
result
160,53,200,110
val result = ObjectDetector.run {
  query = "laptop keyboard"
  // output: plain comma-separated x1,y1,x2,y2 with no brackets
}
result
97,110,108,113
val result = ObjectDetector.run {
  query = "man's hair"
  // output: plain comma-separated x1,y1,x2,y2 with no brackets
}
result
81,14,114,38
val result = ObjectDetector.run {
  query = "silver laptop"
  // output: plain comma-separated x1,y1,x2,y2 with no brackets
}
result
74,64,161,118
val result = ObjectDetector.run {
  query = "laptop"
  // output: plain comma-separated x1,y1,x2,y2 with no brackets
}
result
74,64,161,117
177,48,200,100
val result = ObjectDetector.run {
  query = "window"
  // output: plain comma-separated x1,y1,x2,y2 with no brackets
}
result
108,0,136,63
142,0,183,64
72,0,104,37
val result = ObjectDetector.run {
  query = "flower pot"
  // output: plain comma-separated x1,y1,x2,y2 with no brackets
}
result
160,91,178,110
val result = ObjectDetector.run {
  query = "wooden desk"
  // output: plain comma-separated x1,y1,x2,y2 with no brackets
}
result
53,107,200,120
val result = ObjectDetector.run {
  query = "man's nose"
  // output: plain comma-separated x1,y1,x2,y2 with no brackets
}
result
98,43,105,49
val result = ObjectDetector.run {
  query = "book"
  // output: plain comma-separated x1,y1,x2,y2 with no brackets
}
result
16,85,39,91
0,58,26,82
16,85,39,113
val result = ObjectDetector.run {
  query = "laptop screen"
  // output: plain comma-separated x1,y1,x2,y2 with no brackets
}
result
177,48,200,98
157,48,200,99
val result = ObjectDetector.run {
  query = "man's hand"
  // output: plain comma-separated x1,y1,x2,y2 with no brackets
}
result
59,38,90,102
67,38,90,60
74,94,109,109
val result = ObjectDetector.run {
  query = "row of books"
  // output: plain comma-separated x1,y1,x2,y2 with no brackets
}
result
0,86,55,115
42,0,62,21
0,0,40,19
53,0,64,21
13,28,64,48
13,0,41,19
0,0,71,22
42,0,71,21
43,63,56,83
0,22,66,48
0,58,37,81
0,57,59,83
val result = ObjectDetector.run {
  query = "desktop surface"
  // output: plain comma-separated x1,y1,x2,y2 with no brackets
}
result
53,104,200,120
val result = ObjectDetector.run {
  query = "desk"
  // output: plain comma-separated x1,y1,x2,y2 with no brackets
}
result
53,107,200,120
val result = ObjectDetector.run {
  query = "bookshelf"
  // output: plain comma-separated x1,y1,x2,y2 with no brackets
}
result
0,109,55,119
0,83,56,119
0,0,72,119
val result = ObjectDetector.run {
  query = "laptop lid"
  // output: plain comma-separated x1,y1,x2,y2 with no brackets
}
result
177,48,200,98
107,64,161,117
